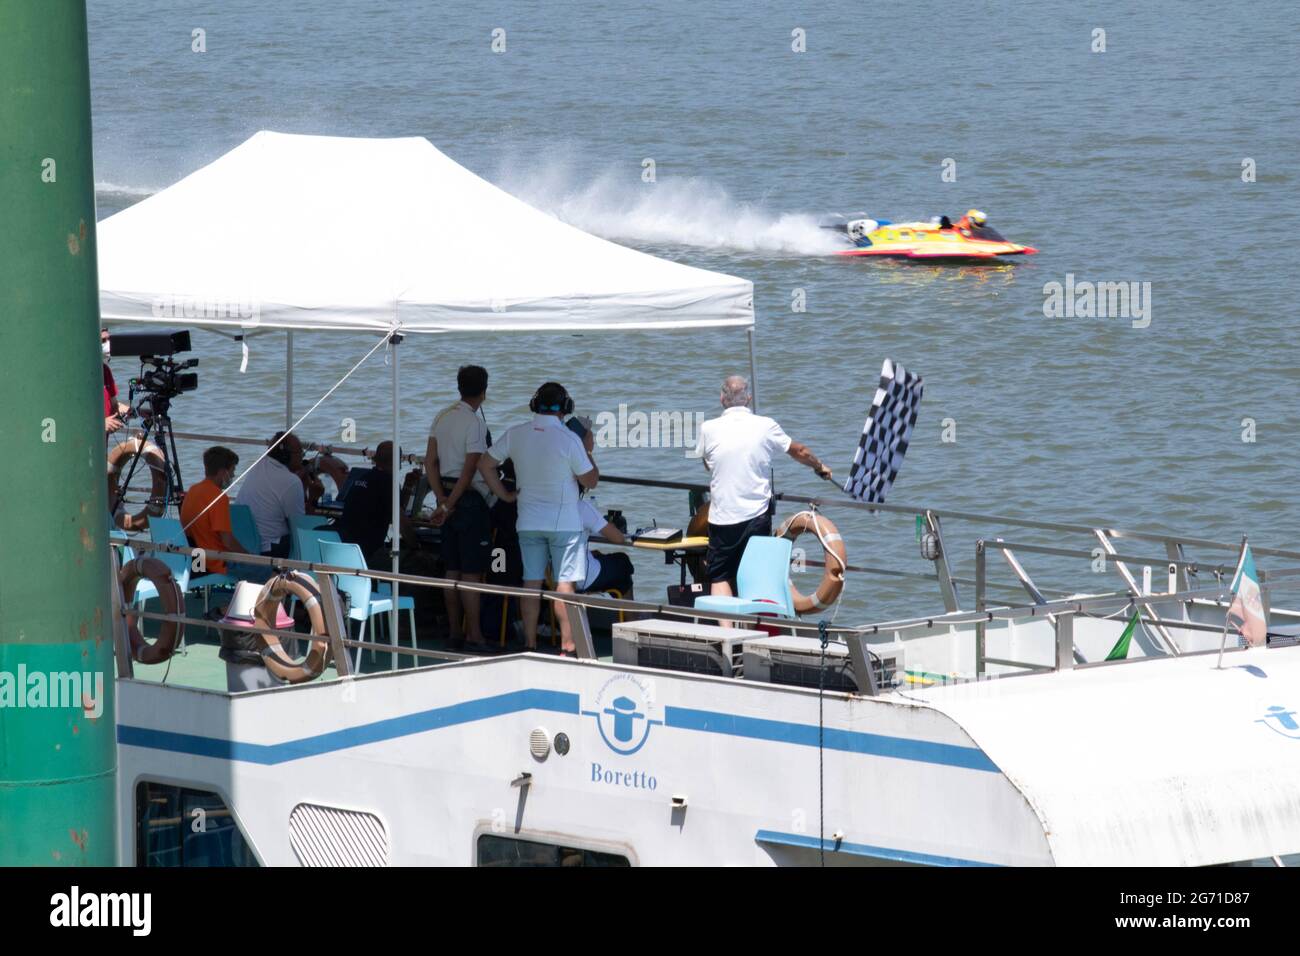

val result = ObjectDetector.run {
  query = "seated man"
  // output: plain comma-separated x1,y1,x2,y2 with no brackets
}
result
577,496,634,597
566,415,634,597
234,431,305,558
179,446,249,575
333,441,401,569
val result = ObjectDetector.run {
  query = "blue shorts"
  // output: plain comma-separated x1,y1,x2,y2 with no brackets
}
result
519,529,587,584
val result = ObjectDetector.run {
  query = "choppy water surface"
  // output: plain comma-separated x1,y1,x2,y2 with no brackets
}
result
89,1,1300,619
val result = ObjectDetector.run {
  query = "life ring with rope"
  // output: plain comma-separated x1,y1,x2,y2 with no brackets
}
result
107,436,167,531
776,510,848,614
255,572,330,684
119,557,185,664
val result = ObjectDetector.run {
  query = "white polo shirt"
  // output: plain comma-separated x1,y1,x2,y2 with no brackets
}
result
429,400,491,500
234,456,305,550
488,415,594,531
694,406,792,525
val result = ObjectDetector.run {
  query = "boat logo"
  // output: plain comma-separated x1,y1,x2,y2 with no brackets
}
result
1256,705,1300,740
581,673,662,756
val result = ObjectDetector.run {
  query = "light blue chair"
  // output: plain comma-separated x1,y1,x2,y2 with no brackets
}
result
148,516,234,615
229,504,262,556
294,526,342,565
320,540,416,672
289,513,333,560
694,536,796,621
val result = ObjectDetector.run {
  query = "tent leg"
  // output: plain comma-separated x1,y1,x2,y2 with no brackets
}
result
285,331,294,430
747,326,760,413
390,332,402,665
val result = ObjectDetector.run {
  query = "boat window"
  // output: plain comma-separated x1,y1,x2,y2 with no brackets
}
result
898,230,912,239
135,780,258,867
968,224,1006,242
477,834,630,867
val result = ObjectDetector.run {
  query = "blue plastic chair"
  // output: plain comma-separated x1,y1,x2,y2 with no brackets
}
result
320,539,416,671
294,527,342,565
149,516,235,613
289,513,333,559
229,504,263,556
694,536,796,620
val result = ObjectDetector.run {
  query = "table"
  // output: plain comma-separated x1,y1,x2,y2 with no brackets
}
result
592,534,709,587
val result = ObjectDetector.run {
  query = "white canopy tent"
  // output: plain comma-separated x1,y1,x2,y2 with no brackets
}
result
97,131,759,649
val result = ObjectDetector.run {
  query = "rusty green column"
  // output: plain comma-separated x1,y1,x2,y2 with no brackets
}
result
0,1,117,865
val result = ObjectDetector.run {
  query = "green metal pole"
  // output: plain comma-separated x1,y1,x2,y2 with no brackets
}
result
0,1,116,865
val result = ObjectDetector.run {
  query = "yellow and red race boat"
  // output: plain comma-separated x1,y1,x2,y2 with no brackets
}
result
827,209,1038,260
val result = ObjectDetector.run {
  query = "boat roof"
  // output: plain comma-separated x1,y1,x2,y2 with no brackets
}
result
911,644,1300,865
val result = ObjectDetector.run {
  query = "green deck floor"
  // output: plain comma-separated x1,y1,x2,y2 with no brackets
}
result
125,592,616,692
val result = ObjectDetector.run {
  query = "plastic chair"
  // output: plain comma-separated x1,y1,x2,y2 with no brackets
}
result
294,527,341,565
320,540,416,672
288,513,333,559
694,536,795,620
229,505,262,556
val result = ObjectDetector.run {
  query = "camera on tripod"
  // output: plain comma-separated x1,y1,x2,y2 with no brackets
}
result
106,328,199,519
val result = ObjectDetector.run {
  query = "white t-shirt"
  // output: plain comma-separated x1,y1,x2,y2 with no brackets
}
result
578,499,608,590
234,457,305,550
429,400,491,500
694,406,792,525
488,415,595,531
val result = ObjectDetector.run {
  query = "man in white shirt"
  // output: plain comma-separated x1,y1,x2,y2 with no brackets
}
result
234,431,306,558
479,382,597,654
695,375,831,600
425,365,495,649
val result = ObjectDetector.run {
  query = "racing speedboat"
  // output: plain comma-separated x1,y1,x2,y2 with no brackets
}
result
825,209,1038,260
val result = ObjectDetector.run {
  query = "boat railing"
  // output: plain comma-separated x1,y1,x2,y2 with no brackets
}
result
116,428,1300,617
110,537,1264,696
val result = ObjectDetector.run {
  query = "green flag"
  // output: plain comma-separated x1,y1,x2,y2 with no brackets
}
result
1106,609,1140,661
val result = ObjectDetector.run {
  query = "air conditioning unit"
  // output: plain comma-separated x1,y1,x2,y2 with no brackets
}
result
742,635,905,693
612,618,770,678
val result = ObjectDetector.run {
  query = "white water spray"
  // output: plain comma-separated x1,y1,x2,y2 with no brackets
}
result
494,158,842,257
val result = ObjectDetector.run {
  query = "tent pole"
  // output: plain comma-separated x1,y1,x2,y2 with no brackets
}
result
389,332,402,668
747,326,760,412
285,330,294,429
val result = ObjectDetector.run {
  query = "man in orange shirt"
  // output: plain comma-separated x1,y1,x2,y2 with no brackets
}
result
180,446,248,575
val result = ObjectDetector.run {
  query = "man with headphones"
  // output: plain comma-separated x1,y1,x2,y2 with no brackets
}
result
478,381,597,655
234,430,306,559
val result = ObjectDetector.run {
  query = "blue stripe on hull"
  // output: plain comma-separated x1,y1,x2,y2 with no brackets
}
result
118,687,996,773
755,829,1000,867
665,705,998,772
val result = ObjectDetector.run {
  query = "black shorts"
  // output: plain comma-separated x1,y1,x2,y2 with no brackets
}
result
705,511,772,584
441,490,492,574
584,551,635,595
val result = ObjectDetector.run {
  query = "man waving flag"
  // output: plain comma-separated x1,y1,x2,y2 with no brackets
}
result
842,358,924,504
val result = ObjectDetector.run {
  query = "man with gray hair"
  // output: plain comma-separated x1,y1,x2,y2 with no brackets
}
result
694,375,831,599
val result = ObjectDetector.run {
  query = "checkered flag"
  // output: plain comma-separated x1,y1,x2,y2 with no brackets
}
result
842,358,923,504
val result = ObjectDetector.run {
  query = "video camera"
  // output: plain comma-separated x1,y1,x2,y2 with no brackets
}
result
109,329,199,399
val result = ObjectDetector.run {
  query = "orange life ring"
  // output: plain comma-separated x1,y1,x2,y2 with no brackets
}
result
255,572,330,684
107,437,167,531
776,511,848,615
119,557,185,664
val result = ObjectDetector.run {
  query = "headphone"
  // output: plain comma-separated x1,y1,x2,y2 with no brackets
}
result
529,381,574,416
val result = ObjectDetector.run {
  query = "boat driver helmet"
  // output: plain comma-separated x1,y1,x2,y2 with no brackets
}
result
966,209,987,227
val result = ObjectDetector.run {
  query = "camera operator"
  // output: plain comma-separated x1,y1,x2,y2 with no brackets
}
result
101,328,130,435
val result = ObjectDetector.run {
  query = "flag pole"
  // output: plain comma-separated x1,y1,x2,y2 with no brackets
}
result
1217,536,1248,670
